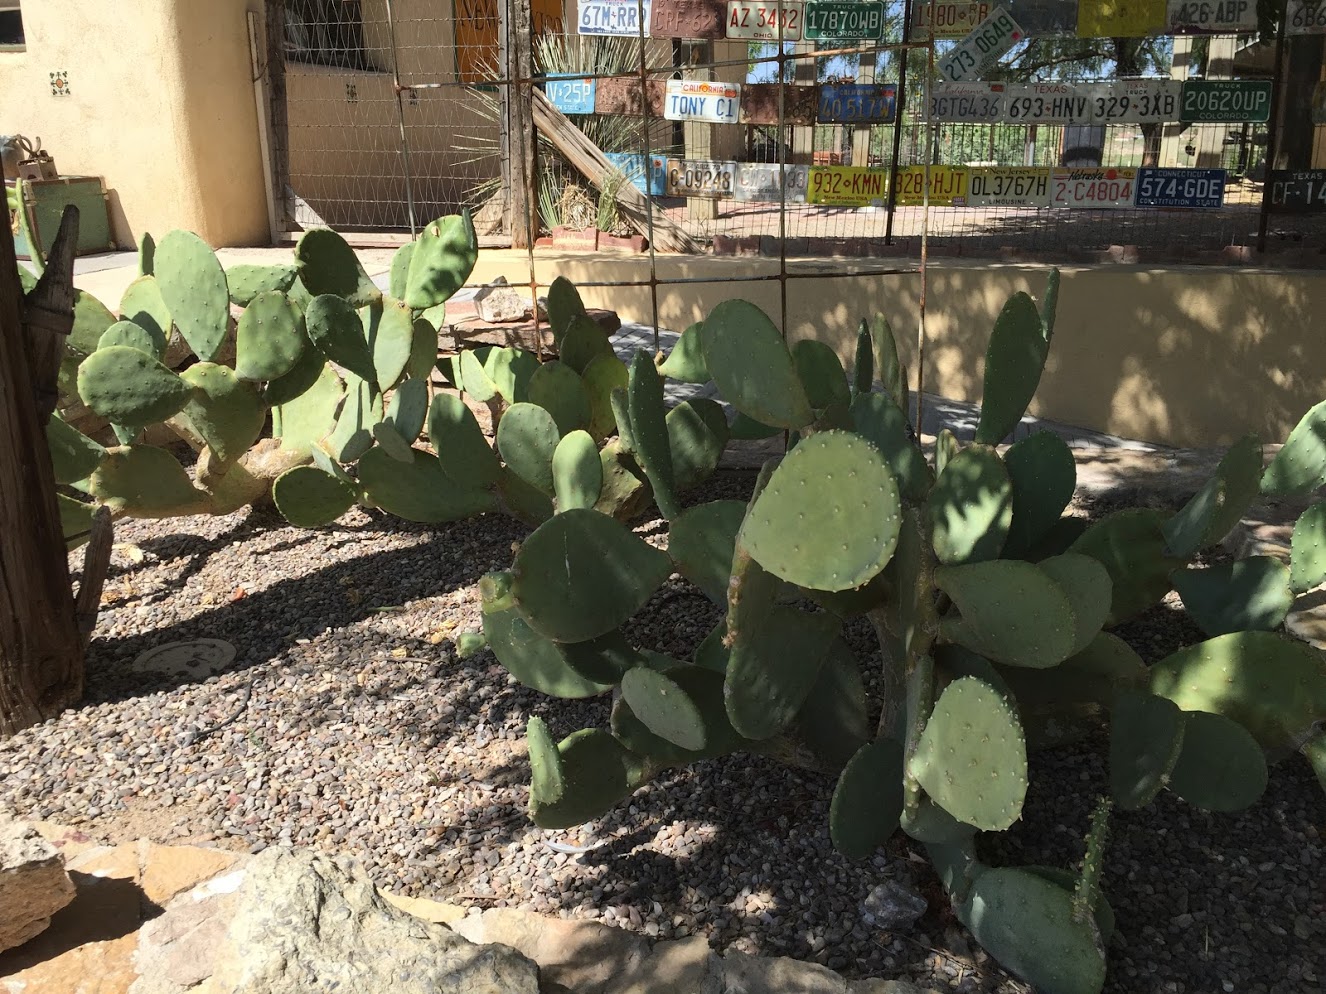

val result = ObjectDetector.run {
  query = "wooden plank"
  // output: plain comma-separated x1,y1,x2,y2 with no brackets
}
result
264,1,292,232
501,0,537,249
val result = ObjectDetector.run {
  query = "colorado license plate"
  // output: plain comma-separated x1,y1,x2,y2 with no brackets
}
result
665,158,737,197
937,6,1024,83
803,1,886,39
725,0,804,38
1051,168,1137,208
1134,168,1226,208
931,82,1005,121
733,163,810,202
966,167,1052,207
664,79,742,123
807,166,889,206
892,166,969,205
1180,80,1272,122
579,0,653,35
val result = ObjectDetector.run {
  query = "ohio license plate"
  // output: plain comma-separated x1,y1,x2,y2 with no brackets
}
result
817,84,897,123
1269,169,1326,211
1135,167,1226,207
966,167,1052,207
807,166,889,206
938,6,1024,83
1005,83,1088,123
1166,0,1257,32
1078,79,1182,123
913,1,992,37
725,0,804,38
892,166,970,205
931,82,1005,121
1180,80,1272,122
1051,168,1137,208
803,1,886,39
664,79,742,123
579,0,653,35
1287,0,1326,33
665,158,737,197
733,163,810,202
546,75,596,115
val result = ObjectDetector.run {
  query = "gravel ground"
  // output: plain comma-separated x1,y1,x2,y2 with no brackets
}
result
1,474,1322,994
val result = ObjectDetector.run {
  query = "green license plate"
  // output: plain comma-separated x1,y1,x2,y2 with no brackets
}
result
1179,80,1272,123
804,0,885,38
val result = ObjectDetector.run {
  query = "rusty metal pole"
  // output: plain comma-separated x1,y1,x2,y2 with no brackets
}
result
884,0,914,245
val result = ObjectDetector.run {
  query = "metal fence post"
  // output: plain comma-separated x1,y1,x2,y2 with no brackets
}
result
500,0,537,249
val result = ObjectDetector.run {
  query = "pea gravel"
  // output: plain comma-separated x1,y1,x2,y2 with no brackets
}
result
0,475,1321,994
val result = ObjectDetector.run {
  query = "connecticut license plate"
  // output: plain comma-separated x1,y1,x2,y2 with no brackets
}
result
1134,167,1226,208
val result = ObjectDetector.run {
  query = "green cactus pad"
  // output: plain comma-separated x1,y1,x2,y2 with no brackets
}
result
667,500,746,604
935,560,1077,668
458,348,498,401
850,392,930,501
973,292,1048,445
386,377,429,444
408,318,439,380
581,353,628,441
1023,865,1115,946
934,643,1013,699
1037,553,1111,657
868,316,908,415
295,228,381,307
790,640,870,769
1002,431,1076,557
371,421,415,462
528,729,647,829
559,630,645,684
1040,269,1061,342
996,631,1146,719
1291,500,1326,593
552,430,603,511
1149,631,1326,751
593,438,648,519
90,445,211,517
620,666,706,751
137,231,155,276
98,319,165,360
388,242,415,300
728,412,782,440
152,231,230,362
306,294,376,383
852,320,874,395
77,346,193,426
526,716,565,807
483,596,611,699
793,339,851,410
226,263,297,306
559,315,613,375
666,398,728,492
287,277,314,312
739,431,900,592
364,298,414,389
118,275,172,350
929,444,1012,565
1069,508,1185,625
612,666,751,765
512,508,673,643
271,465,356,527
1110,689,1185,809
486,346,539,404
700,299,813,430
1170,557,1293,637
829,738,905,859
263,335,326,407
58,494,95,549
546,276,586,346
658,322,708,383
528,361,590,435
456,631,488,659
428,393,500,487
275,365,345,454
323,374,382,462
178,363,266,465
404,211,477,310
1163,434,1262,557
234,290,304,382
497,401,561,495
495,471,552,527
694,622,730,674
934,428,960,478
959,867,1106,994
627,351,677,518
1262,399,1326,495
46,415,106,485
900,798,978,845
910,676,1028,831
359,446,497,521
1167,710,1268,812
927,839,984,905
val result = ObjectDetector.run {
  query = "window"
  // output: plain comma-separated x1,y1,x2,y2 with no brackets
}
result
0,1,24,49
284,0,376,72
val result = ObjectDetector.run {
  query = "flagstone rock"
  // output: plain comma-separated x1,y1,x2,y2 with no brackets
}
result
0,819,77,953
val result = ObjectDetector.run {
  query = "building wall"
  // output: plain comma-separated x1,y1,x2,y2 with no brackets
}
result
0,0,269,247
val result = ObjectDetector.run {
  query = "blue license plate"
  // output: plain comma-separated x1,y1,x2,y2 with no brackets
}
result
546,76,596,115
1134,168,1226,208
604,153,668,197
817,84,897,124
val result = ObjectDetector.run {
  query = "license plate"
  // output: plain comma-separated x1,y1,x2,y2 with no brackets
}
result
605,152,669,196
740,83,819,124
807,165,889,206
912,1,992,37
546,75,596,115
725,0,804,38
1051,168,1137,208
1004,83,1088,123
931,82,1005,121
651,0,727,37
817,84,897,123
665,158,737,197
892,166,969,206
1269,169,1326,211
1180,80,1272,122
1166,0,1257,32
804,1,886,39
1078,79,1182,123
938,6,1025,83
1076,0,1165,37
1006,0,1079,33
1135,168,1226,208
579,0,653,35
664,79,742,123
1287,0,1326,33
733,163,810,202
966,167,1052,207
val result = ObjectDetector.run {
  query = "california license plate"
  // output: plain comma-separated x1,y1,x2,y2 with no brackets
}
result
807,166,889,206
664,158,737,197
1134,168,1226,208
1166,0,1257,32
1180,80,1272,122
817,84,897,123
892,166,969,206
930,82,1005,121
725,0,804,38
1051,168,1137,209
966,167,1052,207
1078,79,1182,123
804,1,886,39
913,0,992,36
937,6,1024,83
663,79,742,123
733,163,810,202
579,0,653,35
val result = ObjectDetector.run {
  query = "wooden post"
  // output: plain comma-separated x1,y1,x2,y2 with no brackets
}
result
265,0,292,234
0,208,85,737
501,0,537,249
792,40,816,165
851,50,876,167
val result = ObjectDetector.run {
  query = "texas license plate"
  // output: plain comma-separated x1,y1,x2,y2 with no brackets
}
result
807,165,889,205
1078,80,1182,123
725,0,804,38
1051,168,1137,209
1269,169,1326,211
1134,168,1226,208
579,0,653,35
1004,83,1088,123
665,158,737,197
733,163,810,202
663,79,742,123
966,167,1052,207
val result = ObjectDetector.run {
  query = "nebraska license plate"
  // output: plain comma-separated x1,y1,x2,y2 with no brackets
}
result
725,0,804,38
1051,168,1137,209
664,158,737,197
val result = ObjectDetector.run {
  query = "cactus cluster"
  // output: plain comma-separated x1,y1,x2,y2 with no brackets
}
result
474,275,1326,994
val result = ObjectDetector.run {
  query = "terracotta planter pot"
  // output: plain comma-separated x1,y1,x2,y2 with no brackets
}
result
597,232,648,252
551,226,598,250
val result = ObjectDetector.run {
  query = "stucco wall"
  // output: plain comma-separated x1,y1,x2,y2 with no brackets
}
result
0,0,268,247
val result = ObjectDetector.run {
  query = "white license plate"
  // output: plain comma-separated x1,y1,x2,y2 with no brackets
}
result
1051,168,1137,209
1287,0,1326,33
937,6,1024,83
966,168,1052,207
725,0,804,38
931,82,1005,121
1004,83,1088,123
1078,80,1181,123
913,0,992,37
1166,0,1257,32
733,163,810,202
665,159,737,197
579,0,653,35
664,79,742,124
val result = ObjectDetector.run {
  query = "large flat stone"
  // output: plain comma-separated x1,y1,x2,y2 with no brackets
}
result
603,936,717,994
0,819,78,953
380,891,468,925
719,948,848,994
139,843,240,905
